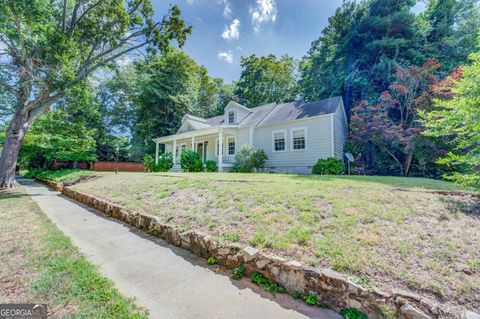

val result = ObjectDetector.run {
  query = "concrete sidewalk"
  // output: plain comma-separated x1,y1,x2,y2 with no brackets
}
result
22,179,341,319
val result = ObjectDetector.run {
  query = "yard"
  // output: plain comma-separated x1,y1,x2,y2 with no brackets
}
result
0,185,148,318
39,171,480,314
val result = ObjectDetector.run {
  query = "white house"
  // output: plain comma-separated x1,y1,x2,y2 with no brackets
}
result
153,96,348,174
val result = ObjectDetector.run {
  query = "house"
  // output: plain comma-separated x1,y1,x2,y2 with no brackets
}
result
153,96,348,174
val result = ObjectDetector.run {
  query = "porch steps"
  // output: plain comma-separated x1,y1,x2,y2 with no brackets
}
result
170,164,182,173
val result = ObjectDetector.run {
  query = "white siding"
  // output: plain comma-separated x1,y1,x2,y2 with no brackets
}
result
333,104,348,159
224,104,251,124
253,115,333,172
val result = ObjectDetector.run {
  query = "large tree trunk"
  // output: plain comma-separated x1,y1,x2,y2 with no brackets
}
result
0,109,30,188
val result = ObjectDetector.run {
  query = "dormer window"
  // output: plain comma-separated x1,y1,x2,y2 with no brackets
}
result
228,110,235,124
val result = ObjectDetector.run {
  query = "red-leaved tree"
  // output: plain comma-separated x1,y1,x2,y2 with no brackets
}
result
349,59,445,176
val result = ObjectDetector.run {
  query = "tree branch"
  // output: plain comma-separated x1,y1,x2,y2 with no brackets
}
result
61,0,68,32
69,0,81,32
0,82,19,97
70,0,108,31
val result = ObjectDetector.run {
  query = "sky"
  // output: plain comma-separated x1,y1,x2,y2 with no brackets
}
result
151,0,349,83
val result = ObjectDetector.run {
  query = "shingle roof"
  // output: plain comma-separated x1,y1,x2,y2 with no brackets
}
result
205,115,224,126
238,103,276,127
203,96,342,128
257,96,342,126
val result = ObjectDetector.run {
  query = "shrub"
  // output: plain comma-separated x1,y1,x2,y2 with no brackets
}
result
180,150,203,172
143,153,173,172
204,160,218,172
207,256,217,265
157,152,174,172
312,157,344,175
230,144,268,173
340,308,368,319
232,265,246,280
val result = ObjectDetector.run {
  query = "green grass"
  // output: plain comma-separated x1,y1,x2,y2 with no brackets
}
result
0,187,148,318
35,171,480,313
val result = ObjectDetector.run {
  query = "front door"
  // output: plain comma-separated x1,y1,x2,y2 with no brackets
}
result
196,142,208,162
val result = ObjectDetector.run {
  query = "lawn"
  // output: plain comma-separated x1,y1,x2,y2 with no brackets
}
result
0,186,148,318
39,170,480,314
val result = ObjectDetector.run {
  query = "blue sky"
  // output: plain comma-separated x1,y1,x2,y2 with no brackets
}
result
152,0,426,84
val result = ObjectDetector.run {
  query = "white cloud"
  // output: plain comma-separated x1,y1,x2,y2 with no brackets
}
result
218,50,234,64
222,19,240,40
185,0,194,4
218,0,232,18
249,0,277,33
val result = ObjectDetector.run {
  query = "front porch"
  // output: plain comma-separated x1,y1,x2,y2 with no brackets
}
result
153,127,238,172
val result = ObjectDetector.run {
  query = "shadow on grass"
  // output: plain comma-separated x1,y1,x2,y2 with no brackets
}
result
440,196,480,218
285,174,473,191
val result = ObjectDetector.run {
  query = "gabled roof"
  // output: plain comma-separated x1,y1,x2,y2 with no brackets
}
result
180,96,343,132
225,101,252,113
257,96,342,126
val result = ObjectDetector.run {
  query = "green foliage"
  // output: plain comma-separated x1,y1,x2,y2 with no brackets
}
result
180,150,203,172
143,153,173,172
293,291,302,299
207,256,217,265
250,272,286,296
232,265,246,280
422,48,480,188
158,152,174,172
302,293,327,307
143,155,158,172
108,49,231,158
204,160,218,172
20,87,99,167
340,307,368,319
230,144,268,173
312,158,344,175
234,54,299,107
222,231,240,242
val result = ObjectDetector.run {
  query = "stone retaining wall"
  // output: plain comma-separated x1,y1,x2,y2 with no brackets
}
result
36,178,455,319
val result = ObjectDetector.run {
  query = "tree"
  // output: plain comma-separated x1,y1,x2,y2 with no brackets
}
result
20,86,98,167
421,49,480,187
300,0,422,114
350,60,443,176
420,0,480,74
131,49,200,156
299,0,479,115
0,0,191,187
234,54,299,107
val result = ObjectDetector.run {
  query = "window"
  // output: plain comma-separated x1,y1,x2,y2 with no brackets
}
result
228,110,235,124
227,137,235,155
292,128,306,150
181,144,186,153
273,131,286,152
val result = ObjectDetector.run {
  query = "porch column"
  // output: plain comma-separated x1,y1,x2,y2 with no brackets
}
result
191,136,195,151
155,141,159,164
218,128,223,172
173,139,177,165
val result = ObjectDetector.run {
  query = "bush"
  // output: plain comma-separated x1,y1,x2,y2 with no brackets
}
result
340,307,368,319
230,144,268,173
204,160,218,172
157,152,174,172
180,150,203,172
143,154,173,172
312,157,344,175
